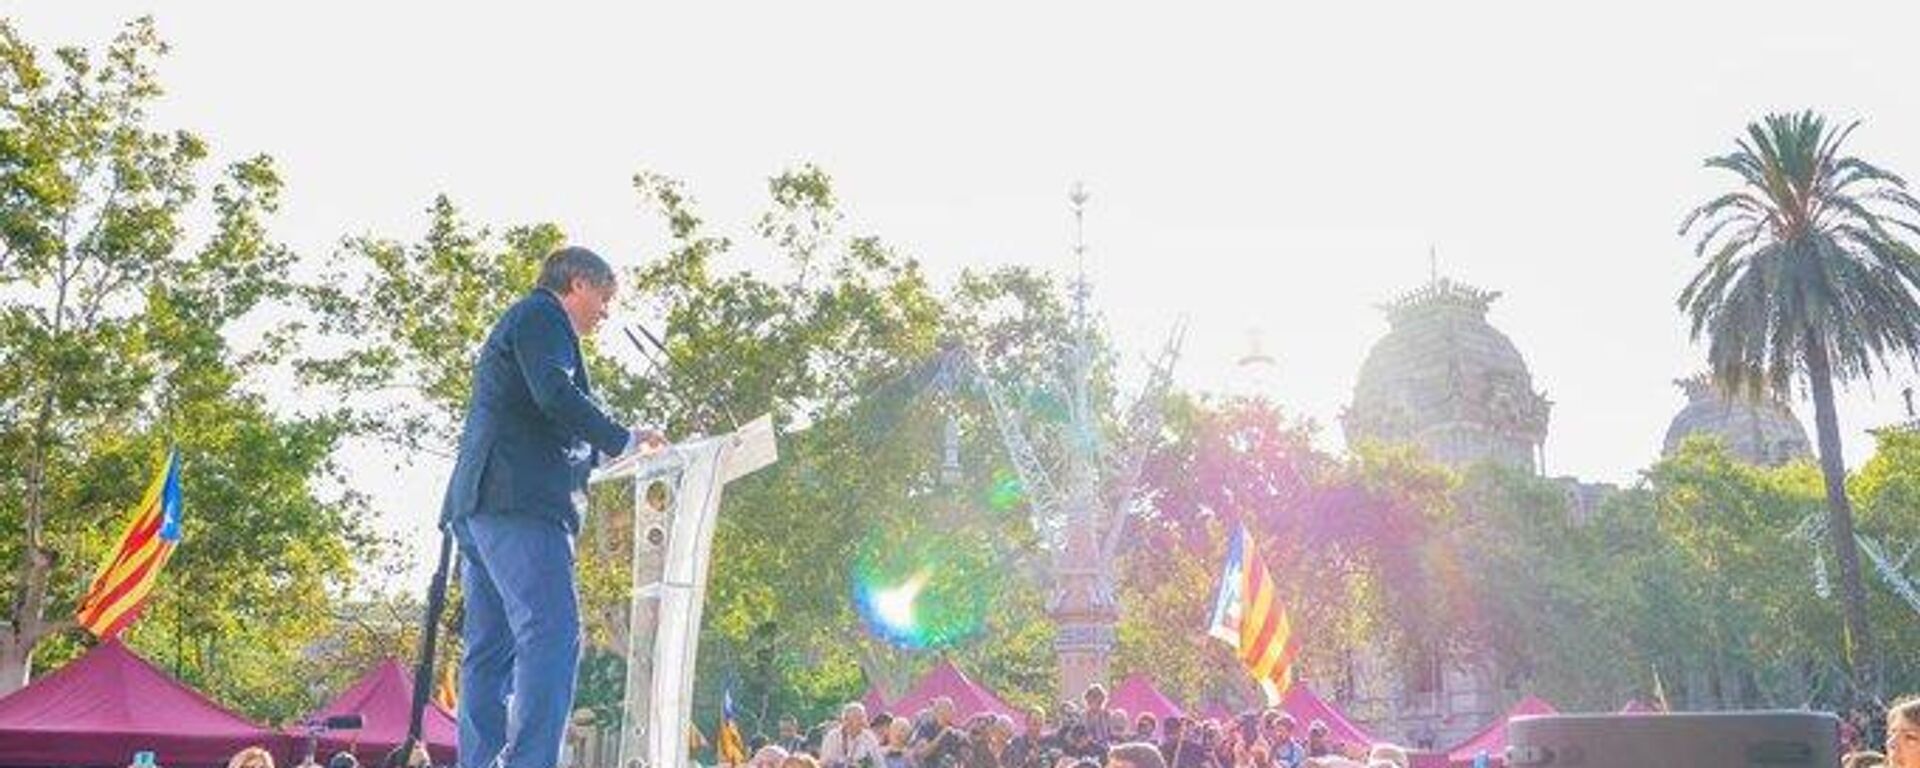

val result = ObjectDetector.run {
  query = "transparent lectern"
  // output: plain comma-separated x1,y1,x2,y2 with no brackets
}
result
589,415,778,768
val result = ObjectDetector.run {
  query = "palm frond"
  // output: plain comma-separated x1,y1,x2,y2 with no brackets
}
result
1681,110,1920,395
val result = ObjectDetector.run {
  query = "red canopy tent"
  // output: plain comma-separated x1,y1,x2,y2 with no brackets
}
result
0,640,284,768
860,686,889,716
1446,696,1558,766
1196,701,1237,725
1108,675,1183,720
297,659,458,766
885,659,1016,720
1281,686,1375,747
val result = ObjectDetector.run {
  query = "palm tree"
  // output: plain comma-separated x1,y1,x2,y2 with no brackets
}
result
1679,110,1920,702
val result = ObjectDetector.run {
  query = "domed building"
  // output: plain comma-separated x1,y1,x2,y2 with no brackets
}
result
1662,373,1812,466
1334,275,1556,746
1343,276,1552,471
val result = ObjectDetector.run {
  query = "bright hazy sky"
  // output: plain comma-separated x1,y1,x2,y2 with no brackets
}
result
13,3,1920,582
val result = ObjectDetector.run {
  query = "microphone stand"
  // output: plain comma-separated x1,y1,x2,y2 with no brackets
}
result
388,531,455,768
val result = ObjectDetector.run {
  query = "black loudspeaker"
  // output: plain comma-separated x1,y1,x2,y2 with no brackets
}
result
1504,712,1838,767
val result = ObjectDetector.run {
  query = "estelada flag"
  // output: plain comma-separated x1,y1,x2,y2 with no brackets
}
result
1206,522,1302,705
75,449,183,639
717,687,748,765
434,661,458,714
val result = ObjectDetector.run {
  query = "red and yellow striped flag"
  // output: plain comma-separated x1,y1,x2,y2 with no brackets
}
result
433,661,458,713
75,449,183,640
1206,523,1302,704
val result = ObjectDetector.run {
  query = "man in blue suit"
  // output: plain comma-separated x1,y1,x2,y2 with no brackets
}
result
443,246,662,768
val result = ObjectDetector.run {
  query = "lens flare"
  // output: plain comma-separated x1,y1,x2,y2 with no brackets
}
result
987,469,1026,512
853,522,993,649
871,571,928,634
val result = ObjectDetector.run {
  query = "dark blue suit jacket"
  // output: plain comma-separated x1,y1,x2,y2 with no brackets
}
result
441,289,629,533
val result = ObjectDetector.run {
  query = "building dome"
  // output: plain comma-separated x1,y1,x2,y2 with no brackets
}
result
1342,277,1550,471
1662,374,1811,466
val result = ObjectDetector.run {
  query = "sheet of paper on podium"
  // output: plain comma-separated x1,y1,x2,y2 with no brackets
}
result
592,414,776,486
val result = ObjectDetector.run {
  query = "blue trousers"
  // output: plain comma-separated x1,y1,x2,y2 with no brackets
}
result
452,513,581,768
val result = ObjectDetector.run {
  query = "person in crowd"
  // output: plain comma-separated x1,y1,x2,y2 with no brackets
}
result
1133,714,1157,744
325,752,359,768
1061,723,1105,762
1083,686,1113,746
915,699,961,747
811,720,837,757
779,716,810,754
1266,714,1303,768
963,714,1011,768
1361,745,1406,768
822,703,888,768
1303,722,1331,759
1842,751,1886,768
1155,717,1182,768
1227,713,1269,768
1158,717,1213,768
1410,722,1436,752
227,747,274,768
783,755,823,768
910,706,967,768
1109,709,1132,744
1846,709,1869,755
917,719,972,768
1252,741,1282,768
1106,742,1167,768
1207,719,1234,768
1006,705,1052,768
883,718,916,768
1299,759,1364,768
752,746,792,768
1888,696,1920,768
995,717,1019,754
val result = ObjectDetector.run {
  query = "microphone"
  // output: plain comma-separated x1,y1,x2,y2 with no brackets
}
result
622,324,740,431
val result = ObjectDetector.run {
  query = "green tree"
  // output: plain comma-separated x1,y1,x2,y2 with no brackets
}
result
0,16,371,715
1842,428,1920,695
614,167,1072,727
303,196,563,458
1678,110,1920,700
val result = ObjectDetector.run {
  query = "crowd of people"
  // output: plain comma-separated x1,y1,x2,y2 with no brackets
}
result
737,684,1413,768
168,687,1919,768
739,686,1920,768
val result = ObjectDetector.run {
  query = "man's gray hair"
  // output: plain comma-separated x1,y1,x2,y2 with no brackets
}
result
537,246,616,294
1107,742,1167,768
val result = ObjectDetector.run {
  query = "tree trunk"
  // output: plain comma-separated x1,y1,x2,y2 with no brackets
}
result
3,261,74,698
1802,333,1880,703
0,637,30,695
2,408,61,697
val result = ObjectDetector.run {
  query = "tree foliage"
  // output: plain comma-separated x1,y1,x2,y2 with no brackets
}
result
0,17,372,720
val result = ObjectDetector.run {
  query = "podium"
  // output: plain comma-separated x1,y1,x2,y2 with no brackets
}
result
590,415,778,768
